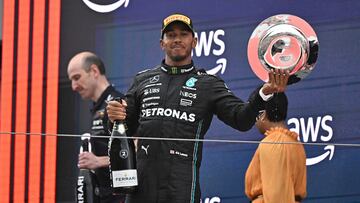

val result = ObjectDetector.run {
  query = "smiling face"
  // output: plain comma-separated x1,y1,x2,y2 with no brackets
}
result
160,22,197,66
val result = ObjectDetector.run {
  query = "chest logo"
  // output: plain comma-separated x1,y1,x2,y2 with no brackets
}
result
185,77,198,87
150,75,160,83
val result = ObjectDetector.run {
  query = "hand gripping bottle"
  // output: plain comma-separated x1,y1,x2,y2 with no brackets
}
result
76,134,99,203
108,98,137,194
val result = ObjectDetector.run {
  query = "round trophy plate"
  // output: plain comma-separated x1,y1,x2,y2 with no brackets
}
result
247,14,319,84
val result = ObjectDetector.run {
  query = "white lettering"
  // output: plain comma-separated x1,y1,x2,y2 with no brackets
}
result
77,176,84,202
180,112,188,120
212,30,225,56
143,96,160,102
288,117,300,138
151,108,157,115
301,117,321,142
288,115,334,143
173,109,180,119
77,176,84,186
201,197,221,203
188,113,196,122
142,102,159,108
92,119,102,126
180,91,197,99
141,108,196,122
145,83,162,88
157,108,164,116
195,31,214,57
320,115,333,142
164,109,172,116
194,29,225,57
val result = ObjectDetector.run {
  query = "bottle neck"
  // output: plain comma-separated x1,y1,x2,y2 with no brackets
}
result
81,139,89,152
112,121,127,136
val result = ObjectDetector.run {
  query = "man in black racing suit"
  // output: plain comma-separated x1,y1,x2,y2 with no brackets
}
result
106,13,289,203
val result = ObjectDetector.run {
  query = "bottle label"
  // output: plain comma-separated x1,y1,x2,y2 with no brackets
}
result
112,169,138,187
114,123,126,135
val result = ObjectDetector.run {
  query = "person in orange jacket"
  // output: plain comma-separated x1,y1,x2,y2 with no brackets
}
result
245,92,307,203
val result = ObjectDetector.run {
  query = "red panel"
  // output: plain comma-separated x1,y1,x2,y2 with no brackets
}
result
28,0,45,202
0,0,15,202
43,0,61,201
13,0,31,202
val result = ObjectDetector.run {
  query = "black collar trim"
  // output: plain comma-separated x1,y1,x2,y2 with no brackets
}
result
161,60,194,75
91,85,114,113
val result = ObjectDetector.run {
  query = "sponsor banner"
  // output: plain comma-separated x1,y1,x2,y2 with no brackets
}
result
57,0,360,202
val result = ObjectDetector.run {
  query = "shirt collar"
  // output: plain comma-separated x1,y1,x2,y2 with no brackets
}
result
91,85,115,113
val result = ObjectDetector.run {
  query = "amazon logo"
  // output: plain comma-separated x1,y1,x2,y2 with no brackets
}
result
82,0,129,13
192,29,227,75
288,115,334,166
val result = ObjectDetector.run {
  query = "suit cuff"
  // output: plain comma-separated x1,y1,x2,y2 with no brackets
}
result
259,87,274,101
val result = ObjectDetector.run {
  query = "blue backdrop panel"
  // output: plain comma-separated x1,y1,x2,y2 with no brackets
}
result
59,0,360,202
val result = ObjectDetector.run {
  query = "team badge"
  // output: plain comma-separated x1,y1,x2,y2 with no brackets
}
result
185,77,197,87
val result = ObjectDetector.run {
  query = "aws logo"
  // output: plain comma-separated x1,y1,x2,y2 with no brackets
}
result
82,0,129,13
288,115,334,166
201,196,221,203
193,29,227,75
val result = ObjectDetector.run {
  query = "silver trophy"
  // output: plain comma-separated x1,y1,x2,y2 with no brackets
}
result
247,14,319,84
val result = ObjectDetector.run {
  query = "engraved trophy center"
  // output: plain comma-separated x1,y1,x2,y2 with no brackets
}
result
248,14,319,84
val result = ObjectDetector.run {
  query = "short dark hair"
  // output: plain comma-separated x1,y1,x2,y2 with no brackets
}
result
265,92,288,122
83,53,106,75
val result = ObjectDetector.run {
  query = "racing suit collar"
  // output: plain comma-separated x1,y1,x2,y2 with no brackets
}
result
161,60,195,75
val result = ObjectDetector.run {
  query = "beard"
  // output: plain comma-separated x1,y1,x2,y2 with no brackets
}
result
166,47,192,63
169,54,187,62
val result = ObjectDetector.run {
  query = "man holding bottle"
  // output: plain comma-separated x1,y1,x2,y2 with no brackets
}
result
68,51,125,203
106,13,289,203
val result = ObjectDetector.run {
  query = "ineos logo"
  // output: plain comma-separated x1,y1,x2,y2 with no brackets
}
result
82,0,129,13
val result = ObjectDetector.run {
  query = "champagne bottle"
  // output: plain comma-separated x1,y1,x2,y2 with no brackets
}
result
76,136,99,203
108,99,138,194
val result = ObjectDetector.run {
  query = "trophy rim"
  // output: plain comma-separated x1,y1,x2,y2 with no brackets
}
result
247,14,319,83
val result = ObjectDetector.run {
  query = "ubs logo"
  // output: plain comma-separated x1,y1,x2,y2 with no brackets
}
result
82,0,129,13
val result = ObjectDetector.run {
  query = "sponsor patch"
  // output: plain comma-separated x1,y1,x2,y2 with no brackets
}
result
180,90,197,99
145,83,162,88
141,108,196,122
149,75,160,83
180,98,192,107
144,88,160,95
169,149,188,157
185,77,198,87
142,102,159,108
142,96,160,102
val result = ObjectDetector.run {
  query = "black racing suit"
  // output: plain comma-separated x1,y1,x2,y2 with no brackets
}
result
90,85,125,203
124,61,266,203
